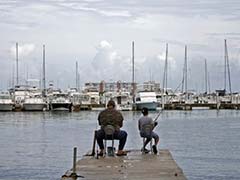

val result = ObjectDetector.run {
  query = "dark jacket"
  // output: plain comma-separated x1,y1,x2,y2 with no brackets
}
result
98,108,123,131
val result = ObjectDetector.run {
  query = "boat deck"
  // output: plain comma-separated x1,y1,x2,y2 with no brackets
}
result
62,149,186,180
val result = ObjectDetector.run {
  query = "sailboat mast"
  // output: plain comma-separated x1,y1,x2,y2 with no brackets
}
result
165,43,168,91
225,39,232,94
184,45,188,100
161,43,168,109
132,41,135,103
205,59,208,94
16,42,19,85
42,44,46,97
224,39,227,91
76,61,78,91
225,39,232,95
162,43,168,92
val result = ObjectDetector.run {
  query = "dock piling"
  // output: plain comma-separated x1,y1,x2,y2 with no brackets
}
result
61,147,84,180
73,147,77,174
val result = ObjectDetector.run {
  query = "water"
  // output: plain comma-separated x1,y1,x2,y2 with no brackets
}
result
0,110,240,180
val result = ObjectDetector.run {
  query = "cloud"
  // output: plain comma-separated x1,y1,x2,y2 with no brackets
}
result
10,43,35,57
58,2,131,18
97,40,112,49
90,40,133,82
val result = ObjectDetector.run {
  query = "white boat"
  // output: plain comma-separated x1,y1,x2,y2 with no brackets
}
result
135,91,158,110
70,93,81,111
106,91,132,111
0,92,14,111
23,95,47,111
50,93,72,111
12,85,30,111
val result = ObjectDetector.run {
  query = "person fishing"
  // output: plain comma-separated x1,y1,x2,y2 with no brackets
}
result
95,100,128,156
138,107,159,154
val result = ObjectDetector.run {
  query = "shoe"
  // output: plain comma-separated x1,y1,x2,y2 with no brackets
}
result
116,150,127,156
97,150,104,156
152,145,158,154
141,148,150,154
97,152,104,156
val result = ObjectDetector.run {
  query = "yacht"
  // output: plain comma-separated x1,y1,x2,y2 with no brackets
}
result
12,85,30,111
50,93,72,111
68,88,81,111
0,92,14,111
135,91,157,110
23,95,47,111
105,91,132,111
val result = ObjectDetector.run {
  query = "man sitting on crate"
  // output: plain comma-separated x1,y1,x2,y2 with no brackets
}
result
96,100,128,156
138,107,159,154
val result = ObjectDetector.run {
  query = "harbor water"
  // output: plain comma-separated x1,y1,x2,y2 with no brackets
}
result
0,110,240,180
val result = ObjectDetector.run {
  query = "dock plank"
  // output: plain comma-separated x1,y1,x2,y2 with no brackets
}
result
62,149,187,180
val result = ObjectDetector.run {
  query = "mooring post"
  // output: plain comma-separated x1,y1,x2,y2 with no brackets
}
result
61,147,84,179
73,147,77,174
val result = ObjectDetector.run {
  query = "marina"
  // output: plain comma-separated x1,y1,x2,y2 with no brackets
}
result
1,81,240,112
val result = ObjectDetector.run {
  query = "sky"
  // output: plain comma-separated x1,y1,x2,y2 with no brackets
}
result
0,0,240,92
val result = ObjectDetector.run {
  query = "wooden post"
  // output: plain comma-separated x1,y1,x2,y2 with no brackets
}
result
73,147,77,174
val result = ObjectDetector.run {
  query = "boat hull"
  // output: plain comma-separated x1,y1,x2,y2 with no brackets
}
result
51,103,72,111
23,103,46,111
136,102,157,111
0,104,13,111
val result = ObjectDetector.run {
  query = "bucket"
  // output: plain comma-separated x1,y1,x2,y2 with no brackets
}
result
107,146,115,156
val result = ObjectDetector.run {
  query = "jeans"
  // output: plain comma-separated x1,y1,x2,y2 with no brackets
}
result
96,129,127,150
140,131,159,145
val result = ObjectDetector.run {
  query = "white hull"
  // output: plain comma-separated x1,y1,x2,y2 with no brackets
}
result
136,102,157,110
0,104,13,111
23,103,46,111
117,104,132,111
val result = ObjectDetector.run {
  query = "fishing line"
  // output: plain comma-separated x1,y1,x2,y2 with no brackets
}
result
154,79,184,122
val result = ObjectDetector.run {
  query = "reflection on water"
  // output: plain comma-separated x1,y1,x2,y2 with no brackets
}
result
0,110,240,180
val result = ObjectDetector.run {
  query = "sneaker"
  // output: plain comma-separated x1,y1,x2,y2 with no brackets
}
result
152,145,158,154
141,148,150,154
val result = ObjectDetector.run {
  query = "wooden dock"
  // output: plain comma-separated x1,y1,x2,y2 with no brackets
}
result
163,102,240,110
62,149,187,180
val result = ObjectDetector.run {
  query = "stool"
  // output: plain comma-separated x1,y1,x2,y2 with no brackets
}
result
141,124,153,153
103,125,115,156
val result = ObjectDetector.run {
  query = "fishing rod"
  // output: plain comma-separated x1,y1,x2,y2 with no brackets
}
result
153,79,184,123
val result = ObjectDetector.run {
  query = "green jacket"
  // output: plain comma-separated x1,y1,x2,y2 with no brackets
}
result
98,108,123,131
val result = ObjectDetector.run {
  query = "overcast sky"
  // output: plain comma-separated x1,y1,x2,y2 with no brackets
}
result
0,0,240,92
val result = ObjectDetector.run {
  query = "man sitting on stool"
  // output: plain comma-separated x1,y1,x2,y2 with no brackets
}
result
138,107,159,154
96,100,128,156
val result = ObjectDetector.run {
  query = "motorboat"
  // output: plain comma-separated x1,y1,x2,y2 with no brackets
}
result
135,91,157,110
50,93,72,111
0,92,14,111
23,95,47,111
